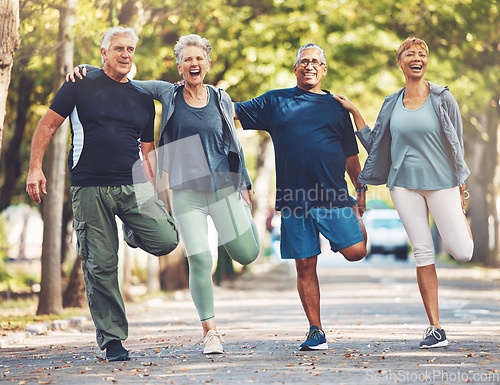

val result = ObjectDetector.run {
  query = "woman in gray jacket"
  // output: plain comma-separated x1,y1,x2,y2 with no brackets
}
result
334,37,473,349
69,34,259,354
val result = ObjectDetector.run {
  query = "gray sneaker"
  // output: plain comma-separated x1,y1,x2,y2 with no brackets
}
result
419,326,449,349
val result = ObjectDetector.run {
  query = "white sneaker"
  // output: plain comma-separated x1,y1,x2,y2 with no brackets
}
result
203,330,224,354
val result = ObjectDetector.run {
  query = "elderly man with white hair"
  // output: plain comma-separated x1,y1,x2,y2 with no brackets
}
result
27,26,179,361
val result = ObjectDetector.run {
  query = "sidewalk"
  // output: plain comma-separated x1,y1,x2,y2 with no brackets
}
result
1,259,500,384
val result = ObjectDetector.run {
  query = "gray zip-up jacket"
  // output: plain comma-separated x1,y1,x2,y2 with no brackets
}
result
132,81,252,191
355,82,470,187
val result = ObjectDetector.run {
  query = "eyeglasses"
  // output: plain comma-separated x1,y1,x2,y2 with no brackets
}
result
296,59,325,68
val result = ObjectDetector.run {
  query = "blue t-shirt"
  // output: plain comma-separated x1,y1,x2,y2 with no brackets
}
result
235,86,358,210
49,69,155,186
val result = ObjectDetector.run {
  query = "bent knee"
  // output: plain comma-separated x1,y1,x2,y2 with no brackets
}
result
444,238,473,264
449,243,473,263
149,233,179,256
230,247,259,265
342,243,367,262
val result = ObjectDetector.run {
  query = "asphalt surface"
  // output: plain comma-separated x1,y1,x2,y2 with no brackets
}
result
1,255,500,384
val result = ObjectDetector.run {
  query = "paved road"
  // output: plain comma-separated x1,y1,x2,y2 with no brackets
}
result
1,254,500,384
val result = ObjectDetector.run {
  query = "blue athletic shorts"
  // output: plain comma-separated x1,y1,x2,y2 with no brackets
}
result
280,206,363,260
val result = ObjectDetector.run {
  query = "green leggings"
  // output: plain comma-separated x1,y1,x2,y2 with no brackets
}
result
171,186,259,321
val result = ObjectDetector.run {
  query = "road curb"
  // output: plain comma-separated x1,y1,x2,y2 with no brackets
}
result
0,316,91,348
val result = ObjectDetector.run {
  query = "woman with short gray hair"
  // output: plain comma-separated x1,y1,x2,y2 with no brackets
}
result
67,33,260,354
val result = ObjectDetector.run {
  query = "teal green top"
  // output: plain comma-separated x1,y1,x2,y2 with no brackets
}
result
388,92,457,190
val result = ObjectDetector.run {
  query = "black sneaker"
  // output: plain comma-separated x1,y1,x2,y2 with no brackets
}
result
299,326,328,351
105,340,130,361
419,326,449,349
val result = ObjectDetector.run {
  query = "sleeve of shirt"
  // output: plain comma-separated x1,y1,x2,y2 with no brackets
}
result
234,93,271,132
132,80,174,101
140,98,155,143
442,90,464,150
340,109,359,158
49,81,78,119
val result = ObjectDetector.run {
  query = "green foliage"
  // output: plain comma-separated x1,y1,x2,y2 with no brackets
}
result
3,0,499,215
0,216,10,282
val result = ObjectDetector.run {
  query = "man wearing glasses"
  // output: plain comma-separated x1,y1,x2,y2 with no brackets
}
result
234,43,367,351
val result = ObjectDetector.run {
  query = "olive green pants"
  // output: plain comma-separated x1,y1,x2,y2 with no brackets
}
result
71,183,178,349
171,186,260,321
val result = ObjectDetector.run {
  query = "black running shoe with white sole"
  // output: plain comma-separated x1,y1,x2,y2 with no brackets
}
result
419,326,449,349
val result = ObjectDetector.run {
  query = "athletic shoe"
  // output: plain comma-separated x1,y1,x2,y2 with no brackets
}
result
299,326,328,351
419,326,449,349
105,340,130,361
203,330,224,354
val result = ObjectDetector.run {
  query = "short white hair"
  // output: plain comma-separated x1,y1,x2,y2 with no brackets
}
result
100,26,139,64
295,43,327,65
173,34,211,65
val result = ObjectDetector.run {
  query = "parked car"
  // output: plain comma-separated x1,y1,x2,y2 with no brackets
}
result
363,208,409,260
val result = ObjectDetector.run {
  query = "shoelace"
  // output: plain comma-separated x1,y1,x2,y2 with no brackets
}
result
205,330,225,344
306,329,323,340
423,326,443,341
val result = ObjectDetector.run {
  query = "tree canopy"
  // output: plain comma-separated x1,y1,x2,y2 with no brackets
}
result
2,0,499,264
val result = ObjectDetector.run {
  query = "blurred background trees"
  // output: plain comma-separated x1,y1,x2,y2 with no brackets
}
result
0,0,498,313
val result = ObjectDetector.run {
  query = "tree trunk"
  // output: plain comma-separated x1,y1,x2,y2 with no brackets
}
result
37,0,78,315
214,246,235,285
0,71,34,211
62,212,86,308
120,241,133,302
467,137,491,265
493,103,500,267
159,243,189,292
485,104,500,267
146,255,160,293
62,256,87,308
251,134,274,259
0,0,21,158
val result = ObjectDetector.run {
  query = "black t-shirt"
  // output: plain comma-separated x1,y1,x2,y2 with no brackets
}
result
49,69,155,186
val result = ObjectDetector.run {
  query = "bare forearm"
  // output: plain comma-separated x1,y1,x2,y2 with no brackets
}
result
350,108,366,131
26,109,64,203
29,111,63,170
141,142,156,183
346,155,362,188
233,102,238,120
